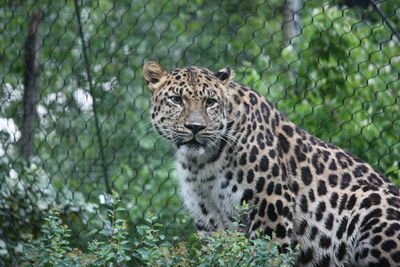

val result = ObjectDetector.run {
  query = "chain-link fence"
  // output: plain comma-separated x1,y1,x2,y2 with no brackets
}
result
1,0,399,264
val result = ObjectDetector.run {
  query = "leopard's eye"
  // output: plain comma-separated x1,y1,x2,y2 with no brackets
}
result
169,96,183,106
205,98,218,108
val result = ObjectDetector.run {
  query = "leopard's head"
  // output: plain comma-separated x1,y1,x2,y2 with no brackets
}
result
144,62,234,156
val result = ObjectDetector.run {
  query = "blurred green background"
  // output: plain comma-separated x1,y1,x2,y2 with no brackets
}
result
0,0,399,265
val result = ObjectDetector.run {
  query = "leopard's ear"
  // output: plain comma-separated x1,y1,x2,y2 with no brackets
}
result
214,66,233,85
143,62,167,92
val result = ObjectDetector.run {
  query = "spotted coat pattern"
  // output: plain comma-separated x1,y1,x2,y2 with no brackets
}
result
143,62,400,267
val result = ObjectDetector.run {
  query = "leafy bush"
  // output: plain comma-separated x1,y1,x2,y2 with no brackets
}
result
0,159,99,265
23,191,131,266
22,193,298,267
134,215,299,267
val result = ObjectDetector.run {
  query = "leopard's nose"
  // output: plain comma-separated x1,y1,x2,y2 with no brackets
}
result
184,123,206,134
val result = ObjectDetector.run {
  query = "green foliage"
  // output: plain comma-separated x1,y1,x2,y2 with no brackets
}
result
267,4,400,184
23,191,130,266
0,158,100,265
22,197,298,267
23,209,75,266
133,215,298,267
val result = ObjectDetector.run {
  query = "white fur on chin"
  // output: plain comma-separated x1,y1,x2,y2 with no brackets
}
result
177,145,206,157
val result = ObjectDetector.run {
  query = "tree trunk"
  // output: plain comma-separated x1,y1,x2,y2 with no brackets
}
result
20,10,43,163
283,0,301,46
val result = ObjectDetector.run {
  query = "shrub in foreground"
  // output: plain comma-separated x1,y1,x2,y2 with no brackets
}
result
22,193,298,266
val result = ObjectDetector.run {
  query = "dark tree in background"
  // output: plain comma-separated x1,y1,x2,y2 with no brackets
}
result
20,10,43,162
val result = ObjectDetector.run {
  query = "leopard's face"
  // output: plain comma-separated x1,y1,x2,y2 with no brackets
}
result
144,62,233,156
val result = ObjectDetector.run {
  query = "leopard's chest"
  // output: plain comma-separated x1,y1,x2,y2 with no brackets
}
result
176,157,243,230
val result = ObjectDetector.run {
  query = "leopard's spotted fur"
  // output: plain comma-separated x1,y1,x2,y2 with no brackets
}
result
143,62,400,266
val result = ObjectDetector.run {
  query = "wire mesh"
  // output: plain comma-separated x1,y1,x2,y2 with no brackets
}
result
0,0,399,264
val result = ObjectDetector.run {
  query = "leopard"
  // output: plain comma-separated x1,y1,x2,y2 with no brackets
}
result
143,62,400,267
